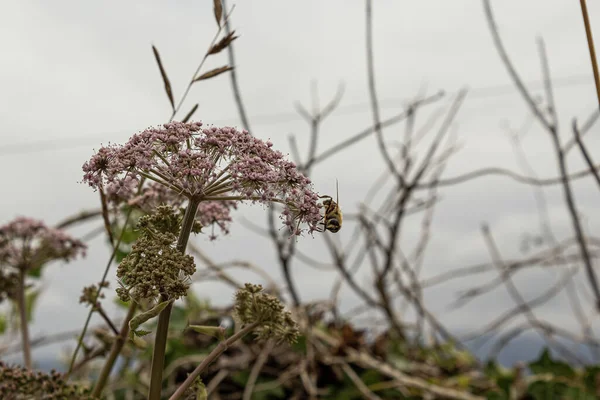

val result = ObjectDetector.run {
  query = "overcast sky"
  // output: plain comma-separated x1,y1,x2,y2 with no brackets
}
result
1,0,600,367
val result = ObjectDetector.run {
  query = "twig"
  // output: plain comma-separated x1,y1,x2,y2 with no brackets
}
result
484,0,600,311
222,0,251,132
92,302,138,397
366,0,402,185
480,224,585,364
170,6,236,121
312,92,443,165
243,340,275,400
168,321,260,400
573,119,600,191
313,329,484,400
415,163,600,189
340,362,383,400
66,198,136,377
54,209,102,230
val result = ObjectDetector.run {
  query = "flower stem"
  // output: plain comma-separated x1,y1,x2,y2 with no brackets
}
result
91,301,138,397
168,322,259,400
148,197,200,400
67,203,136,377
17,269,32,369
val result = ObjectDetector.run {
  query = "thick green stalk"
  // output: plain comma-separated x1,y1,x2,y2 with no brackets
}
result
148,197,200,400
92,302,138,397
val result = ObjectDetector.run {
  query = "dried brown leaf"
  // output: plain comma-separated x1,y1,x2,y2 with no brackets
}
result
213,0,223,27
193,66,233,82
208,31,239,55
182,104,199,123
152,45,175,111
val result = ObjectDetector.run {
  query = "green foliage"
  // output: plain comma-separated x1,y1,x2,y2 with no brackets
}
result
129,299,173,340
483,348,600,399
25,288,40,322
529,348,575,378
78,292,600,400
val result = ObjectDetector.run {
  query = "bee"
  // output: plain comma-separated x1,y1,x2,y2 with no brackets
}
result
318,180,343,233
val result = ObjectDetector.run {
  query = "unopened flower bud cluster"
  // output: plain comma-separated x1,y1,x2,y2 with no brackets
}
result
0,361,97,399
116,206,196,303
234,283,299,344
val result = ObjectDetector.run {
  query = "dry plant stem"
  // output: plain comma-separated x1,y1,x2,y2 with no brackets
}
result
573,120,600,190
480,225,584,364
484,0,600,311
148,197,201,400
168,321,260,400
417,163,600,190
92,302,138,397
550,131,600,311
170,8,233,121
99,189,115,246
509,124,596,358
96,305,119,335
340,362,382,400
243,340,274,400
366,0,402,184
311,91,443,165
579,0,600,109
0,327,97,356
66,206,135,376
312,330,483,400
222,0,251,132
54,208,102,230
17,269,32,369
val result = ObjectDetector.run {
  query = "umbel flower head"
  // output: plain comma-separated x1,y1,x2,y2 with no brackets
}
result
82,121,323,236
0,217,87,303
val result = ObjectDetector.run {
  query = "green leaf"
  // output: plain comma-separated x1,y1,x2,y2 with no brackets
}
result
27,266,43,279
196,378,208,400
527,380,568,400
134,329,152,337
529,348,575,378
114,247,131,264
562,387,596,400
290,334,306,354
230,370,250,386
359,369,383,386
583,366,600,392
250,383,285,400
113,297,131,310
187,325,225,341
129,299,173,339
485,391,508,400
25,288,40,322
169,303,190,331
0,313,6,334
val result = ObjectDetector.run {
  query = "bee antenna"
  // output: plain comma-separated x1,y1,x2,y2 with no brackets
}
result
335,178,339,205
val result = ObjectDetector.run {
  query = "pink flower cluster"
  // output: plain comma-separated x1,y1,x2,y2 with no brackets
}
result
82,122,323,235
0,217,87,269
